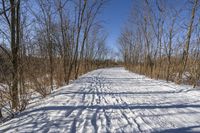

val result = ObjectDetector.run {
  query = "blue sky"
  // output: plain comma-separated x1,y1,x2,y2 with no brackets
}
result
98,0,192,54
99,0,133,53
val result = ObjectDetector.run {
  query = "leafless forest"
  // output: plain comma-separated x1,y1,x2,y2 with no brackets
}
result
119,0,200,87
0,0,200,121
0,0,117,117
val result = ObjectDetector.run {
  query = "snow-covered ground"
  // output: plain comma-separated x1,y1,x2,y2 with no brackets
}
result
0,67,200,133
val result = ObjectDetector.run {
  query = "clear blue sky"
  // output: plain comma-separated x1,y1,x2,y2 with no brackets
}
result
99,0,133,53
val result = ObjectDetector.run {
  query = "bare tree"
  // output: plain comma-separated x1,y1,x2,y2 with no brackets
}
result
1,0,21,110
119,0,200,87
178,0,199,82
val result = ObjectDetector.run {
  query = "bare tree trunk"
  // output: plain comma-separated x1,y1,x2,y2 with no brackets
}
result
166,26,173,82
179,0,198,81
10,0,20,110
73,0,87,79
49,40,53,91
57,0,68,83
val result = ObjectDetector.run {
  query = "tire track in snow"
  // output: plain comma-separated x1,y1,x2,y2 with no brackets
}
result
70,109,84,133
97,75,130,133
100,74,145,133
98,69,152,132
93,71,113,133
118,93,149,132
111,92,143,132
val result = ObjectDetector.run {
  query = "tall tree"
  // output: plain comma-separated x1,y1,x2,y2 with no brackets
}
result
178,0,199,81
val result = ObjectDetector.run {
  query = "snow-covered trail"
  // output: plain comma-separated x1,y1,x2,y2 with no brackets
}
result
1,67,200,133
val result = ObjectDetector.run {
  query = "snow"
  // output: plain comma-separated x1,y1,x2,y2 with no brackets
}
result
0,67,200,133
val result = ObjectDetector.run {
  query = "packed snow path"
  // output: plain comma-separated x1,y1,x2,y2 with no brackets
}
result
1,67,200,133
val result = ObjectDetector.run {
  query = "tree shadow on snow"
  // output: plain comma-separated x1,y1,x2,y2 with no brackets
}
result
1,103,200,132
153,125,200,133
55,90,193,96
18,104,200,115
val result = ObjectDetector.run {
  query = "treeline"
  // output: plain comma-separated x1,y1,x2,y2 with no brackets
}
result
0,0,111,116
119,0,200,87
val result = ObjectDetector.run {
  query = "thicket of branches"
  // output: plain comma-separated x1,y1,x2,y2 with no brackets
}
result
119,0,200,87
0,0,112,117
